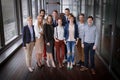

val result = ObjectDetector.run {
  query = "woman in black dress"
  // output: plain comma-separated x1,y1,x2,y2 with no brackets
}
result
43,15,56,68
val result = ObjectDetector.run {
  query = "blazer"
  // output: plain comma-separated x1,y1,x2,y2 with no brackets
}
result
63,15,77,26
52,19,58,27
22,25,35,47
64,23,79,41
43,23,54,43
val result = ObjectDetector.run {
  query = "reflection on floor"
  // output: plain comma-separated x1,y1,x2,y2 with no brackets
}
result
0,48,115,80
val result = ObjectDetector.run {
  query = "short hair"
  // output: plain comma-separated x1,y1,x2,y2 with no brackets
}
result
40,9,45,13
53,10,58,14
27,16,32,21
79,13,85,17
65,8,70,11
88,16,93,20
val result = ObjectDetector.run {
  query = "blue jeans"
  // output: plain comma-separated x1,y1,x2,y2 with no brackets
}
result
84,42,95,69
66,41,76,63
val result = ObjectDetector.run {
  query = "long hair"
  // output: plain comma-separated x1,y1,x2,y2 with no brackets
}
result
69,13,76,24
46,15,53,24
37,15,43,28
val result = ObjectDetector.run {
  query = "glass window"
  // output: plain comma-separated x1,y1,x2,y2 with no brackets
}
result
46,0,60,15
0,34,1,48
1,0,18,44
81,0,86,14
32,0,37,23
95,0,102,18
111,0,120,78
85,0,94,17
38,0,41,13
100,0,114,64
21,0,28,26
94,0,102,52
62,0,80,17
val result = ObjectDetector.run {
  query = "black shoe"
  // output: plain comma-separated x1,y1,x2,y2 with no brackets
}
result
80,62,84,67
76,61,81,66
36,62,42,68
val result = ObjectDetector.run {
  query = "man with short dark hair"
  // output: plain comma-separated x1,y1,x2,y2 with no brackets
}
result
64,8,70,24
39,9,45,18
76,13,85,67
52,10,59,27
80,16,98,75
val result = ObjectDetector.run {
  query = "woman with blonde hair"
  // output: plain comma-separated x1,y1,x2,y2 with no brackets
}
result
23,17,35,72
43,15,56,68
34,15,44,67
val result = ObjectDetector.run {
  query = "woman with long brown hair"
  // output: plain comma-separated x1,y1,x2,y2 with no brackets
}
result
43,15,56,68
34,15,44,67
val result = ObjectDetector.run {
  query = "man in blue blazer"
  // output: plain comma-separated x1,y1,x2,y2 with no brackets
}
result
22,17,35,72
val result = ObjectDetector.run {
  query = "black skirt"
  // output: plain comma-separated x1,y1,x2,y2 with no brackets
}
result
46,40,54,53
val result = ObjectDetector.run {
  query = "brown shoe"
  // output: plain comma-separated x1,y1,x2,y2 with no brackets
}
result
91,69,96,75
80,67,88,71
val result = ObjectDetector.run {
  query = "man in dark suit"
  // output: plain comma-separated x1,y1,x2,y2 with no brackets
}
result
22,17,35,72
52,10,59,27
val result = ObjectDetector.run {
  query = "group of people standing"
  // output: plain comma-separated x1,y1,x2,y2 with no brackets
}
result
22,8,98,75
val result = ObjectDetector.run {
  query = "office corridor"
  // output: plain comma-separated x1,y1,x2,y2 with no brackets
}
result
0,0,120,80
0,48,114,80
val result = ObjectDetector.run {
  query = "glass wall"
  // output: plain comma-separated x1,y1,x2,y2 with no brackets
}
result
85,0,94,18
100,0,114,64
46,0,60,15
1,0,18,44
32,0,37,23
94,0,102,53
62,0,80,17
81,0,85,14
21,0,29,26
0,34,1,48
111,0,120,78
32,0,35,20
38,0,41,14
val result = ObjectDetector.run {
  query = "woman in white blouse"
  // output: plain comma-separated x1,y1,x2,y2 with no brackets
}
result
34,15,44,67
54,18,65,68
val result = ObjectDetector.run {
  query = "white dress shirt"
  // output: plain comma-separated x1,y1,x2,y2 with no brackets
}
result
67,24,75,41
34,21,43,39
54,26,64,40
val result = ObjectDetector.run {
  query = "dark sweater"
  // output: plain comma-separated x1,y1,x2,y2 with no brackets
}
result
43,23,54,43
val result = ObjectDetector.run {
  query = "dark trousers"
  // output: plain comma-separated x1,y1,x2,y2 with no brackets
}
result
84,42,95,69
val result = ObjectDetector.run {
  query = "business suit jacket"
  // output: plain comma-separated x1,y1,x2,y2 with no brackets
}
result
22,25,35,47
64,23,79,41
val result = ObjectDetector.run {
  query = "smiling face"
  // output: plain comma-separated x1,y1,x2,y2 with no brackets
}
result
52,12,57,18
37,15,43,23
27,17,33,26
79,15,84,22
87,18,93,26
57,19,62,26
69,16,74,23
65,10,70,16
40,11,45,18
47,15,53,24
